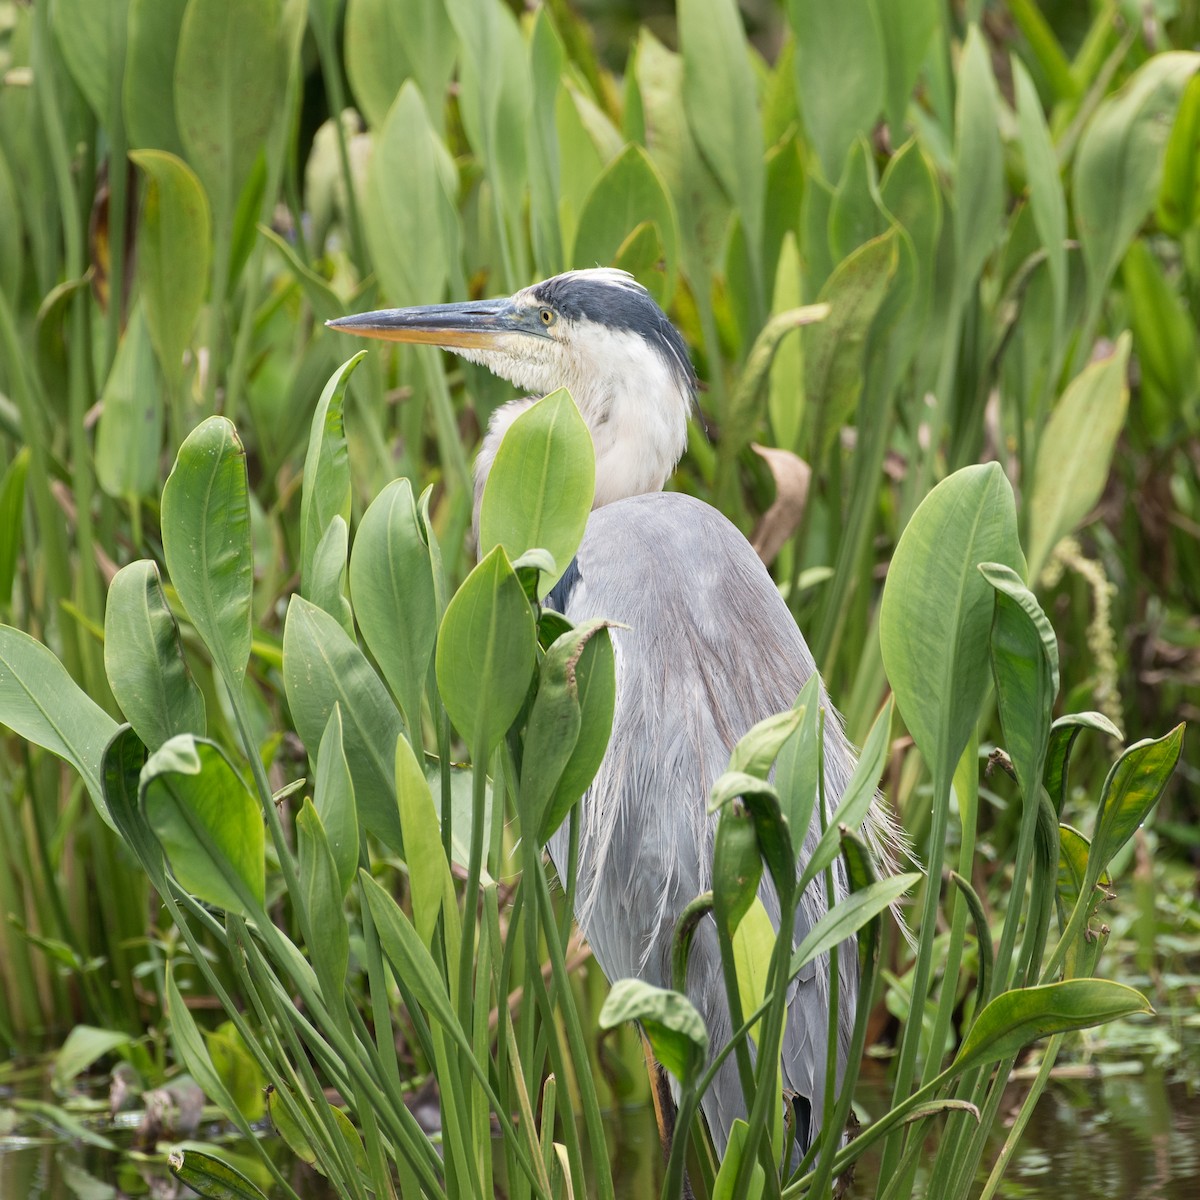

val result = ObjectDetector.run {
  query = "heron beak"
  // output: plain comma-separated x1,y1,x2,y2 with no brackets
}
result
326,297,536,349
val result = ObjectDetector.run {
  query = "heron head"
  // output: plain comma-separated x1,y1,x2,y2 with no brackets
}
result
329,269,697,505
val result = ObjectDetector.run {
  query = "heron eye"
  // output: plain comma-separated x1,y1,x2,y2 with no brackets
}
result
539,307,556,326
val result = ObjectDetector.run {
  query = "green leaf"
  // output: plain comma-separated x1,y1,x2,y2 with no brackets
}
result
1158,72,1200,234
479,390,596,598
435,546,537,760
124,0,187,156
53,1026,131,1093
713,1119,765,1200
712,806,763,938
789,0,884,182
948,870,992,1013
1056,823,1108,923
161,417,253,694
1074,52,1200,305
731,897,776,1049
105,560,207,750
395,733,458,949
345,0,456,132
349,478,437,742
296,800,349,1005
773,677,822,854
729,706,805,780
709,771,794,898
307,517,353,637
598,979,709,1085
282,595,406,854
1089,725,1185,878
1027,335,1131,580
767,233,805,449
797,696,893,894
51,0,123,123
0,448,30,607
204,1022,266,1123
872,0,938,137
828,139,887,264
300,354,365,599
679,0,764,256
0,626,119,827
790,873,920,976
979,562,1059,795
520,620,617,842
953,26,1005,296
141,734,265,914
573,145,680,302
1044,711,1122,815
952,980,1152,1076
130,150,211,388
880,463,1024,784
168,1148,270,1200
174,0,284,228
313,706,359,897
95,305,163,499
802,229,899,460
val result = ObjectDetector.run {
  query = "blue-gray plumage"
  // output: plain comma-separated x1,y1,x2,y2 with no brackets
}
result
329,269,904,1159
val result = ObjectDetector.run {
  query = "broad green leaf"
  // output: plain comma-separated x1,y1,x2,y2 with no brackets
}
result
952,980,1151,1076
528,10,565,278
598,979,709,1085
731,897,775,1049
0,448,30,607
174,0,284,228
1122,240,1200,436
872,0,938,137
573,145,680,301
105,560,206,750
790,873,920,976
679,0,764,256
1013,57,1067,343
124,0,186,156
282,595,405,854
880,463,1024,783
479,390,595,598
774,678,823,861
141,735,265,914
980,563,1059,795
1027,335,1131,579
363,82,456,308
713,1119,765,1200
345,0,455,132
313,706,359,896
51,0,123,123
0,148,23,303
802,229,898,460
635,30,730,274
204,1022,266,1123
797,696,893,894
300,353,363,597
789,0,884,183
349,478,437,741
168,1148,270,1200
130,151,210,389
729,706,806,780
767,233,805,449
708,771,794,896
712,806,763,938
0,626,119,827
161,417,253,693
1158,71,1200,234
828,139,886,264
1074,52,1200,304
1090,725,1185,877
953,26,1005,295
521,620,616,842
307,517,353,638
1056,823,1109,921
1044,711,1123,814
296,800,349,1005
53,1026,131,1092
95,305,163,499
435,545,537,760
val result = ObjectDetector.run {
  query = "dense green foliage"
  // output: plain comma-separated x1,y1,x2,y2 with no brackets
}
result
0,1,1194,1197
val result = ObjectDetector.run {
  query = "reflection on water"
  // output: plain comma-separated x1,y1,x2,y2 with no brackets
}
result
3,1022,1198,1198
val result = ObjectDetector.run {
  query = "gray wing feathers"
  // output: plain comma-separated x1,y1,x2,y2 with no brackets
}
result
547,492,863,1155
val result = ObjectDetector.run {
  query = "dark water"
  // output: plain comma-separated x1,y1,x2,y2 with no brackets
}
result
3,1018,1198,1198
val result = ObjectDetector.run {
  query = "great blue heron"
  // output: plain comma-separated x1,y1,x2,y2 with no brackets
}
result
330,268,903,1161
